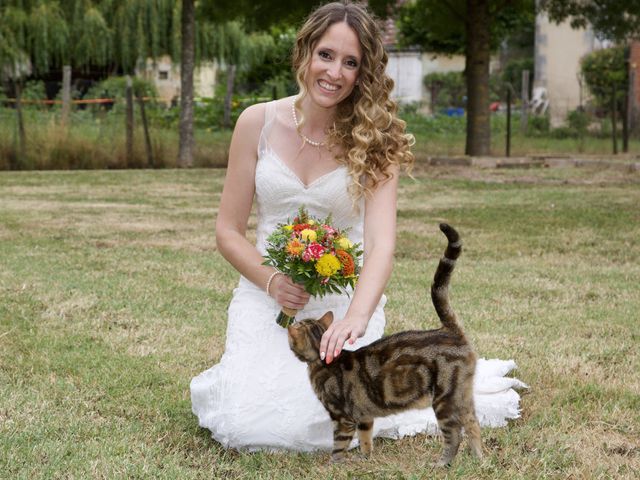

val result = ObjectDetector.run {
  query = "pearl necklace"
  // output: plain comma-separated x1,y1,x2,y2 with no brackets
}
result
291,100,326,148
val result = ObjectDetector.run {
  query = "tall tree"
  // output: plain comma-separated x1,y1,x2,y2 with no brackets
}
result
372,0,534,156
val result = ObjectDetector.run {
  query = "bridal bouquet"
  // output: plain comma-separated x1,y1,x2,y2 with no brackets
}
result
263,207,362,327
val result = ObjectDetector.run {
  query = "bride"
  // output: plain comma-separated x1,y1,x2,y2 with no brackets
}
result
191,1,525,451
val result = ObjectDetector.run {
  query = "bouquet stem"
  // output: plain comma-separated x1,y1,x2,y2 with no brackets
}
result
276,307,298,328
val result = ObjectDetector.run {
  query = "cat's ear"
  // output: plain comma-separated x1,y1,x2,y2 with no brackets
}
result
318,311,334,330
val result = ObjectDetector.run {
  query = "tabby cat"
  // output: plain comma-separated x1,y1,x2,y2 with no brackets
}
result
287,223,482,466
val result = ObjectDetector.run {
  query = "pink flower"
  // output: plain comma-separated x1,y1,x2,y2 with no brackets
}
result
302,242,325,262
323,225,337,236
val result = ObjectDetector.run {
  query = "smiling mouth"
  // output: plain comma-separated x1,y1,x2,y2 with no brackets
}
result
318,80,340,92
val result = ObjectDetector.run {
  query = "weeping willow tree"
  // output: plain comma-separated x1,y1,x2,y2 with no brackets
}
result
0,0,182,86
199,21,274,128
0,0,181,164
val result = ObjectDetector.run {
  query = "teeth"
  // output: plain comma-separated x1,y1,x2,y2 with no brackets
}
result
319,80,339,91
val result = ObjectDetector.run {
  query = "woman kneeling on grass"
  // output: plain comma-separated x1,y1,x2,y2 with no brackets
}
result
190,1,525,451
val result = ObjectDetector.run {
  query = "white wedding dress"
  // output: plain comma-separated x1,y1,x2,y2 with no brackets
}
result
190,101,527,451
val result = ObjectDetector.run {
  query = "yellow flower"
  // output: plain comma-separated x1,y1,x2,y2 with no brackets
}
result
308,219,316,225
336,237,353,249
283,225,294,232
315,254,341,277
300,229,317,243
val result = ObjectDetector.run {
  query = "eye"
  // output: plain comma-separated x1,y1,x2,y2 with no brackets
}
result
318,50,331,60
345,59,358,69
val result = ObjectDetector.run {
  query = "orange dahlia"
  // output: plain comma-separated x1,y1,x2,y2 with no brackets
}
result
335,249,355,276
286,239,305,256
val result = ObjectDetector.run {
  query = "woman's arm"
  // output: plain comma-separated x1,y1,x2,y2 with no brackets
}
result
216,103,309,311
319,165,399,363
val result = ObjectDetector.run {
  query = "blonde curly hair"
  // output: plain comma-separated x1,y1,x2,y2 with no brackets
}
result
292,1,414,201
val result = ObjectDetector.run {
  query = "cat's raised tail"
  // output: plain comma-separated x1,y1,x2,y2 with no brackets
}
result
431,223,463,334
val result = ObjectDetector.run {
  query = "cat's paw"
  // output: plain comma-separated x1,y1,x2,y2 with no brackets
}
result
431,458,452,468
354,452,371,462
330,453,347,464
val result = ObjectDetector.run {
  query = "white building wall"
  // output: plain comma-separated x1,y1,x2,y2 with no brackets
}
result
139,55,218,105
386,50,423,104
535,13,601,126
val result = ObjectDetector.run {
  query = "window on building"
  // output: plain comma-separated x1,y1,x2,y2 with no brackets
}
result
159,71,168,80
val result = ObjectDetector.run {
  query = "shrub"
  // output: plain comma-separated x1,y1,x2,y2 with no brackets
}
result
423,71,466,111
581,46,627,113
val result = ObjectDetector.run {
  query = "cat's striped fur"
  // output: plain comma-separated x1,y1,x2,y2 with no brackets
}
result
287,224,482,465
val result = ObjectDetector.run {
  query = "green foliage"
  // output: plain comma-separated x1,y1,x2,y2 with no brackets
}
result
198,0,317,31
501,58,534,96
20,80,47,101
190,94,265,129
424,71,466,110
84,76,157,102
389,0,535,53
0,0,179,76
242,27,297,98
567,109,589,136
542,0,640,42
395,1,465,53
527,114,551,135
198,20,276,101
423,70,506,112
580,46,627,112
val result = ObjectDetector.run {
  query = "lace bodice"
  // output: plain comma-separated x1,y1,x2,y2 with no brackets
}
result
253,100,364,256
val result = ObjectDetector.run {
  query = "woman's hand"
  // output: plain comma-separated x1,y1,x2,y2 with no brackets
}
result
319,315,368,364
269,274,311,311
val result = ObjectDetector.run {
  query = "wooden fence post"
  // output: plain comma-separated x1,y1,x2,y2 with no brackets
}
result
138,95,154,167
506,87,512,158
15,80,26,168
125,76,134,166
520,70,529,134
629,69,638,136
61,66,72,126
611,84,618,155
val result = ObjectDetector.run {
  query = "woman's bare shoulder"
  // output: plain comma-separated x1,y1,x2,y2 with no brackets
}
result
234,102,267,132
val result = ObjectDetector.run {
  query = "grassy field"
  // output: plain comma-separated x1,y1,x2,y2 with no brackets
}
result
1,164,639,479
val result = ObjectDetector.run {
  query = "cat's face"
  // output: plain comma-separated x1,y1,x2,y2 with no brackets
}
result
287,312,334,363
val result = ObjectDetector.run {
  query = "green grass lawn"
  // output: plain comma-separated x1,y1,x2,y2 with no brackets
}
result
1,165,639,479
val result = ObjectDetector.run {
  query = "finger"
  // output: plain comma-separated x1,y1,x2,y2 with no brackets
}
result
282,282,309,299
348,330,359,345
320,329,332,362
282,297,307,310
333,331,349,357
326,330,348,364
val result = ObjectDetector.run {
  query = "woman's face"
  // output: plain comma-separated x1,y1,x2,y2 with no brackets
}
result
305,21,362,109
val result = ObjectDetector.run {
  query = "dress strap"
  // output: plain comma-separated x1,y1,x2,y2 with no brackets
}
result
258,100,277,155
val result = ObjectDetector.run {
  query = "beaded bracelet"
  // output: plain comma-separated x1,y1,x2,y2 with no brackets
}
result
266,270,282,296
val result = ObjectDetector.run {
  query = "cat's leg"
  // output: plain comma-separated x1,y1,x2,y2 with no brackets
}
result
433,399,463,467
331,418,356,462
357,420,374,457
460,389,483,459
462,411,482,459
